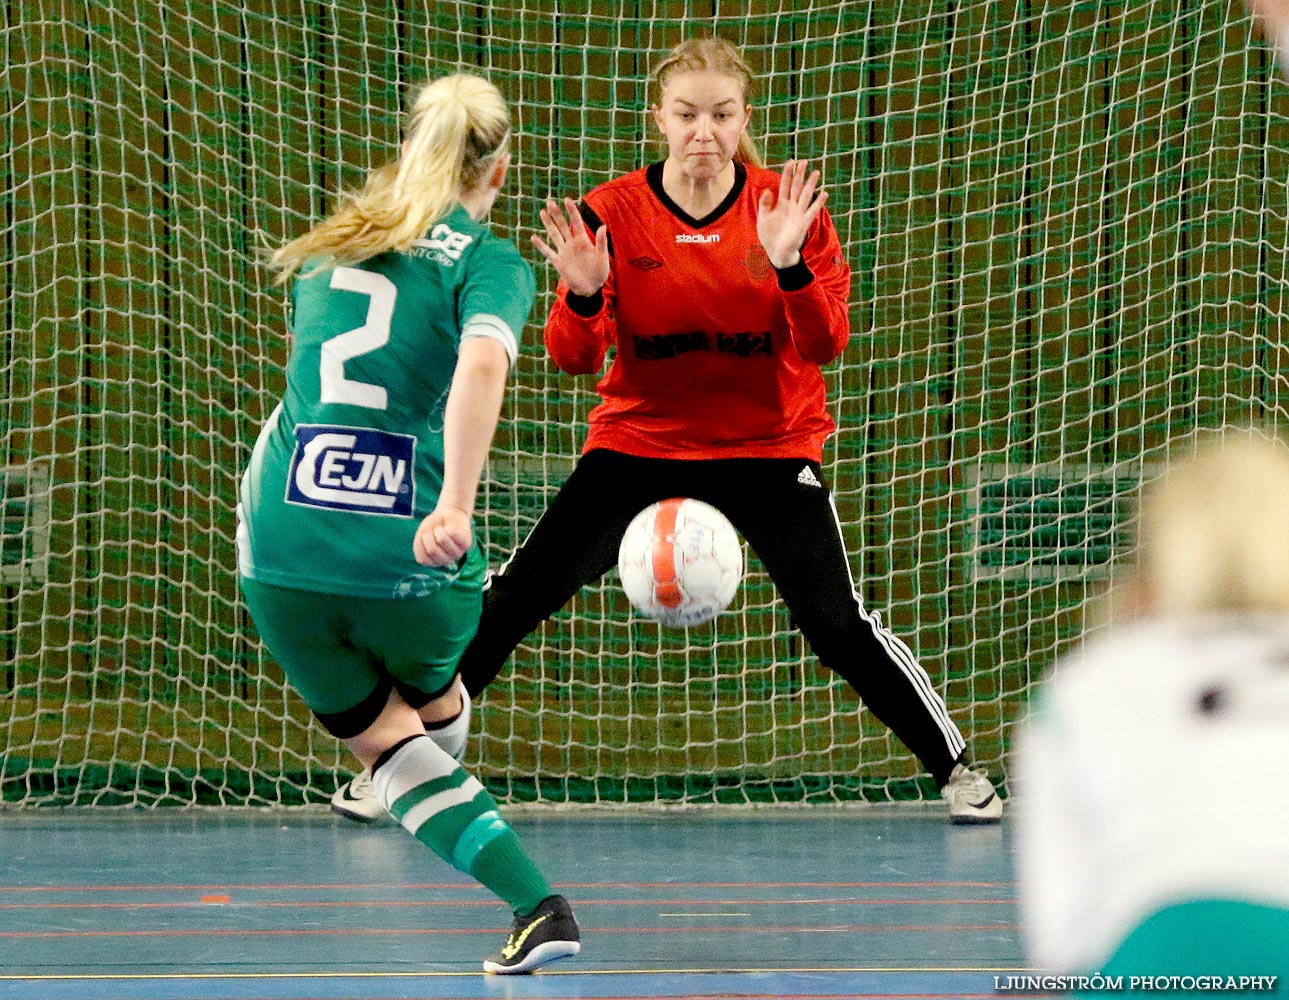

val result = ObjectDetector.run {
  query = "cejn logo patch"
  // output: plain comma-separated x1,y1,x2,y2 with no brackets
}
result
286,424,415,517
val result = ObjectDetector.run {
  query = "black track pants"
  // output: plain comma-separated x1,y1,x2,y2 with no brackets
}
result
457,449,967,784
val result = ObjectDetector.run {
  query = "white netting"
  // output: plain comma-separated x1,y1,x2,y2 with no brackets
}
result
3,1,1288,806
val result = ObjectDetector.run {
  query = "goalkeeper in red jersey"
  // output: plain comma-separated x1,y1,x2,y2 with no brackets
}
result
337,38,1001,823
530,36,1000,823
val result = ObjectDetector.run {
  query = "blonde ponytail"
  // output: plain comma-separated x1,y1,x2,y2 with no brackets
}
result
734,131,761,168
653,37,763,168
270,74,510,284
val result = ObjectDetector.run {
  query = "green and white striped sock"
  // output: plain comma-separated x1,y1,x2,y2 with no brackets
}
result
370,735,551,914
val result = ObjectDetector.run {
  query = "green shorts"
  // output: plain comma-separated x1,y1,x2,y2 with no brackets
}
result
240,567,483,739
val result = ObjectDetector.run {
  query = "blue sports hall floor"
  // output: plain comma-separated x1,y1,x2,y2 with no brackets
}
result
0,808,1043,999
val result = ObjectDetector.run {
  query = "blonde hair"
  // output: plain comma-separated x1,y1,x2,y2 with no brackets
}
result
1128,430,1289,616
652,37,763,168
269,74,510,284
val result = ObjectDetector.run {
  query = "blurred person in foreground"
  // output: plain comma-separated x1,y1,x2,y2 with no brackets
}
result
1016,431,1289,990
1250,0,1289,80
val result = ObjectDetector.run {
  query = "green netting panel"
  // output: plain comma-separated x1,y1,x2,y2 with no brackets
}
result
4,0,1289,806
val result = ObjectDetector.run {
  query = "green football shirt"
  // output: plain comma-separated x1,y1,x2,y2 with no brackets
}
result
237,205,535,598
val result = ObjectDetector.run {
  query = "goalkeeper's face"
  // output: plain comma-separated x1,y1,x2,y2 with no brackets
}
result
652,71,751,181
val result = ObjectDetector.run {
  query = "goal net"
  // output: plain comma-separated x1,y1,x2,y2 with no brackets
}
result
5,1,1289,807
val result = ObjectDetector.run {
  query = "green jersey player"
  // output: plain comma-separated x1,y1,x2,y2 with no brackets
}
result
239,204,533,601
237,73,580,975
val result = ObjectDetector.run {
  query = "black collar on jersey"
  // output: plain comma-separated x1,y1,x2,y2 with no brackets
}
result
646,160,747,230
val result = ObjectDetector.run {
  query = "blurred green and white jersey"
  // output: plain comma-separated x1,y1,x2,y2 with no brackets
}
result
238,205,534,598
1016,614,1289,975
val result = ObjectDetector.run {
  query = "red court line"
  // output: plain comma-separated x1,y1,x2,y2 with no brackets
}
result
0,923,1016,938
0,879,1009,893
167,996,1016,1000
0,897,1016,910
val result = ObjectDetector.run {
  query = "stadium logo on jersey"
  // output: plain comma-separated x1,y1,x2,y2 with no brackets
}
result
675,233,720,244
409,223,475,266
286,425,416,517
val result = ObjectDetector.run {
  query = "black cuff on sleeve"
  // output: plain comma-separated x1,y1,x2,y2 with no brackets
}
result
566,290,604,317
774,257,814,292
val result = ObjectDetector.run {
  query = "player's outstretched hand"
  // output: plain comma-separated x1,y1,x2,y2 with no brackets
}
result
532,197,610,297
756,159,828,269
413,502,473,567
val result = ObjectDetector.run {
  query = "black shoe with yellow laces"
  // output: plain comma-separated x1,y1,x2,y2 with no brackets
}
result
482,894,581,974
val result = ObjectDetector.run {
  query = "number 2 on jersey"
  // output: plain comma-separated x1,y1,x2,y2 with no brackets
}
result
319,267,396,409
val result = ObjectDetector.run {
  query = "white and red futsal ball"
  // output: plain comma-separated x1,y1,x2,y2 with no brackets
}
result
617,498,743,627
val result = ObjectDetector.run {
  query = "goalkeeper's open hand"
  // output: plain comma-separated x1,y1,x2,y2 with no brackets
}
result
532,196,611,298
756,159,828,269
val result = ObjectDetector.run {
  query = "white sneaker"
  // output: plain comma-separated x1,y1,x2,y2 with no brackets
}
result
942,763,1003,824
330,769,384,823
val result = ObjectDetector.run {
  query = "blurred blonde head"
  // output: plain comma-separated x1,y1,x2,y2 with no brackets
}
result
270,74,510,284
1127,431,1289,617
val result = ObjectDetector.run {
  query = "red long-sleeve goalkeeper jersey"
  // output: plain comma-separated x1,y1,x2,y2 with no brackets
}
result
544,161,852,462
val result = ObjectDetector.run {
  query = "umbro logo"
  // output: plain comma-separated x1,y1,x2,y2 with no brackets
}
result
628,255,663,270
797,466,822,488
